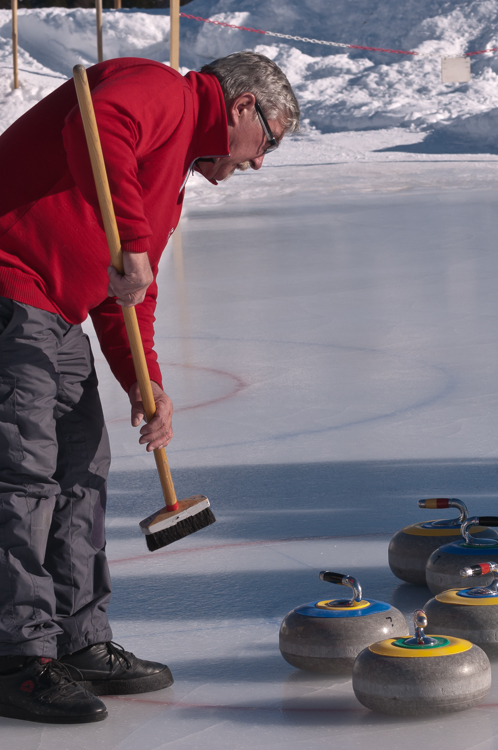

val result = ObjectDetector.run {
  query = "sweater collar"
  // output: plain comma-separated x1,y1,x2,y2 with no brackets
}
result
184,71,230,184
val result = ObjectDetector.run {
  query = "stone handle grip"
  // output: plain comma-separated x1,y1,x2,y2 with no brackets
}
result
419,498,452,509
319,571,362,602
461,563,495,578
417,498,467,528
477,517,498,527
319,571,345,585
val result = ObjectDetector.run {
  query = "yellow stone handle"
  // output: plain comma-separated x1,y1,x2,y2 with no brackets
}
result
72,64,178,510
420,498,451,510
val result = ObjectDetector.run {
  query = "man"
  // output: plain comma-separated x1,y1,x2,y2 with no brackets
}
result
0,51,300,723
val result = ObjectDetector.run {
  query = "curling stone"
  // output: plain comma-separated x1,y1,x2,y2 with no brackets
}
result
352,609,491,716
425,562,498,657
426,515,498,595
388,498,497,585
279,571,408,673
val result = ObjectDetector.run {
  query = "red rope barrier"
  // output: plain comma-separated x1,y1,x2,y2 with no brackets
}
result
465,47,498,56
348,44,418,56
179,12,498,59
180,13,266,36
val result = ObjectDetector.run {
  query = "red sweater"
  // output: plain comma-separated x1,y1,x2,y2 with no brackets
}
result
0,58,229,391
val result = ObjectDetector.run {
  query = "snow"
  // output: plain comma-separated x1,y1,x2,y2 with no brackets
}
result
4,1,498,747
4,0,498,150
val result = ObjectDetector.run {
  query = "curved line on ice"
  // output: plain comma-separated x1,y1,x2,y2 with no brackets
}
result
107,336,455,453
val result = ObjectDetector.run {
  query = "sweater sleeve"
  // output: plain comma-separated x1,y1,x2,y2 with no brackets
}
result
67,64,182,392
62,64,186,252
89,277,163,394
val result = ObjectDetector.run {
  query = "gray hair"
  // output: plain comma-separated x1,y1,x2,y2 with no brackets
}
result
200,51,300,135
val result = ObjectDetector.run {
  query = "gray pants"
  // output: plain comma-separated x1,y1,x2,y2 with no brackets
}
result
0,297,112,658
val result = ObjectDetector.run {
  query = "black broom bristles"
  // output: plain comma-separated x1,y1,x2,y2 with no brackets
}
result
146,506,216,552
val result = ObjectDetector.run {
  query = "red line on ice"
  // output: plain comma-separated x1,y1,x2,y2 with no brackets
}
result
109,695,367,713
161,362,247,413
108,532,388,565
106,361,247,423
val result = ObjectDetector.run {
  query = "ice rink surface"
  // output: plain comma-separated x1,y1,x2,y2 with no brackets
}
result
5,161,498,747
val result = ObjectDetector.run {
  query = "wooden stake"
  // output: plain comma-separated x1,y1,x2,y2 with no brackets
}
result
169,0,180,71
114,0,121,8
12,0,18,90
96,0,103,63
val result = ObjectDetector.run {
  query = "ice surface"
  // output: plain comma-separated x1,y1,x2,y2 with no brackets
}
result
99,186,498,469
2,184,498,746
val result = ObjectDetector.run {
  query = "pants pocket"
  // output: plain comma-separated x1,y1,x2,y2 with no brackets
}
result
0,297,15,339
91,483,107,550
0,379,25,470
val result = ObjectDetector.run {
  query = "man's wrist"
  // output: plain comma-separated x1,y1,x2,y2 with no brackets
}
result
121,238,150,253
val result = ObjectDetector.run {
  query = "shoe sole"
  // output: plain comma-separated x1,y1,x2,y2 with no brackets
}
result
0,703,108,724
78,667,174,696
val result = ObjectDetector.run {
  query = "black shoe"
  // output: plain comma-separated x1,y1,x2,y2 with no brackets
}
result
60,641,174,696
0,656,107,724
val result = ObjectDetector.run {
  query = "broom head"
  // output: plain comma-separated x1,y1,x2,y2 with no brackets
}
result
139,495,215,552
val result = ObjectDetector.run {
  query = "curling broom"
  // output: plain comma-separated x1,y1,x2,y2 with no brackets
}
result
73,64,216,552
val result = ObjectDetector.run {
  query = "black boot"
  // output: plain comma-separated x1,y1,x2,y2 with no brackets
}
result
0,656,107,724
60,642,174,695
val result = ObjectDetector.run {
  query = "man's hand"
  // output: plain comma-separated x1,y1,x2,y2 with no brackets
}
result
128,381,173,451
108,252,154,307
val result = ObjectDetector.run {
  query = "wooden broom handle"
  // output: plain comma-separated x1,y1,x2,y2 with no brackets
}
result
73,64,178,510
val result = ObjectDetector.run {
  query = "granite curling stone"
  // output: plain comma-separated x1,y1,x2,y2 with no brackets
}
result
388,498,497,585
426,515,498,595
279,571,408,674
425,562,498,657
352,609,491,716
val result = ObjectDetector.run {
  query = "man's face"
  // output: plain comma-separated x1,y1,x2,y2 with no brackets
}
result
196,94,285,183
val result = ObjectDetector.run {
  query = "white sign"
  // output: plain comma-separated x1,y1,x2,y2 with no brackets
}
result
441,57,471,83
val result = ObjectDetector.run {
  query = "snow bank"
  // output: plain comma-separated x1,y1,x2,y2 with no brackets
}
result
12,7,171,74
422,107,498,153
182,0,498,143
2,1,498,148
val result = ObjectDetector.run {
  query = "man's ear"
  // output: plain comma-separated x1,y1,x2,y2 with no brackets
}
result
228,93,256,126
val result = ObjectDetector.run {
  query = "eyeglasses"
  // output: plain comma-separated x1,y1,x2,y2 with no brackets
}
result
255,101,279,154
